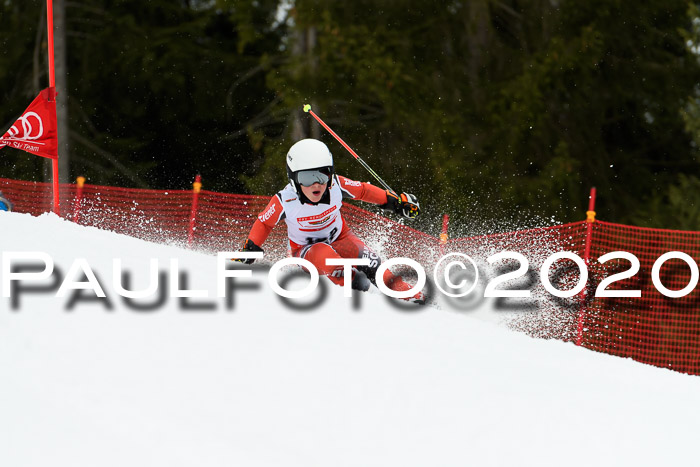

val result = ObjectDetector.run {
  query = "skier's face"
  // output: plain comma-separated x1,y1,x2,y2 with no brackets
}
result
300,182,328,203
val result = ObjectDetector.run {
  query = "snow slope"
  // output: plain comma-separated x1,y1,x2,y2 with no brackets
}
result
1,212,699,467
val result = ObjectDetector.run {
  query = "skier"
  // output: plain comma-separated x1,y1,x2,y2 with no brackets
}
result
235,138,425,304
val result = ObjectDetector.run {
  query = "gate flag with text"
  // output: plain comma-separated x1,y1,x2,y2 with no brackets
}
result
0,88,58,160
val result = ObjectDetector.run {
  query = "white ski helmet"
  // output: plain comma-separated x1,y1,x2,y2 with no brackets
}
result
286,139,334,197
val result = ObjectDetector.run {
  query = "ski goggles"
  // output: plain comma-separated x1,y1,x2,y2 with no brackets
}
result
296,168,331,187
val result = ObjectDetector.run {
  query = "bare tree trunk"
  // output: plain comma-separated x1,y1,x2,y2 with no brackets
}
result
308,27,320,140
54,0,70,184
290,26,318,142
463,0,491,109
33,7,45,96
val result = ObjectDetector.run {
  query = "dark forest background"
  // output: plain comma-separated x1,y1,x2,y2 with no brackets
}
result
3,0,700,233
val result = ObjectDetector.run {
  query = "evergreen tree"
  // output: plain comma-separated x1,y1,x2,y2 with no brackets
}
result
2,0,700,232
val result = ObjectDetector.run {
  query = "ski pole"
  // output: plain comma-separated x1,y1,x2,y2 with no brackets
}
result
303,104,395,194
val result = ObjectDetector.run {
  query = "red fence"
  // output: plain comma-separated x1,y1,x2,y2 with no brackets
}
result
0,177,437,264
581,221,700,374
1,177,699,375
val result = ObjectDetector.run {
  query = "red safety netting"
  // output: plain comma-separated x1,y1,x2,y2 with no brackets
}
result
0,177,435,262
445,220,590,341
580,221,700,374
1,177,699,374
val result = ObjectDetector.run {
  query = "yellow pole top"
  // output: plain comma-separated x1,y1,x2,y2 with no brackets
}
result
76,176,85,188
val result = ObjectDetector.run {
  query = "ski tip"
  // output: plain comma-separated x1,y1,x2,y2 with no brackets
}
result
303,104,311,113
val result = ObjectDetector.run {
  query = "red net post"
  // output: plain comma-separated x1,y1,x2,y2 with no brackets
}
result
439,214,449,257
187,175,202,248
72,176,86,223
576,187,597,345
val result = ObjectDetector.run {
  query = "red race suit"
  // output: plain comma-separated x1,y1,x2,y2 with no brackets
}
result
247,175,417,293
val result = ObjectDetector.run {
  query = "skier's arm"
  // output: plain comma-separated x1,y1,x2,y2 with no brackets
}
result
337,175,420,219
233,195,284,264
337,175,389,204
247,218,274,248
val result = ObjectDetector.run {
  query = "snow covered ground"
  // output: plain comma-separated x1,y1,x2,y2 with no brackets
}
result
1,212,699,467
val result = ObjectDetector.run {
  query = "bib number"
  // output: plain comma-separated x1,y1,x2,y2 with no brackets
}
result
306,227,339,245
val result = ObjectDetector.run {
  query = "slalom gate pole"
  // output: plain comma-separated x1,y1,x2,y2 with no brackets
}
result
303,104,395,194
576,187,597,346
46,0,60,215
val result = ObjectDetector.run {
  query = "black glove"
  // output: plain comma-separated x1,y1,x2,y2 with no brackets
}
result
381,191,420,219
232,238,264,264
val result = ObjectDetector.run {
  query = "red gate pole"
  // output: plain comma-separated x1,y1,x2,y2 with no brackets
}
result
576,187,597,346
46,0,60,215
72,176,85,223
439,214,450,257
187,175,202,248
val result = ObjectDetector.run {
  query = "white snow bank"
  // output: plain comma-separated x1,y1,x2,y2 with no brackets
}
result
1,212,699,467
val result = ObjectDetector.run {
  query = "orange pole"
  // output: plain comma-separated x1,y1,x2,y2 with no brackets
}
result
47,0,60,215
72,176,85,223
187,175,202,248
439,214,449,257
576,187,596,346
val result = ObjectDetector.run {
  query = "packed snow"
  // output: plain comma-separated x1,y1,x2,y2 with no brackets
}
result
1,212,699,467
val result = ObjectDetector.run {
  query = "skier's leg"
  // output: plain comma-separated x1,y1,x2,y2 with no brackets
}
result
327,228,380,283
295,242,370,291
330,228,425,302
